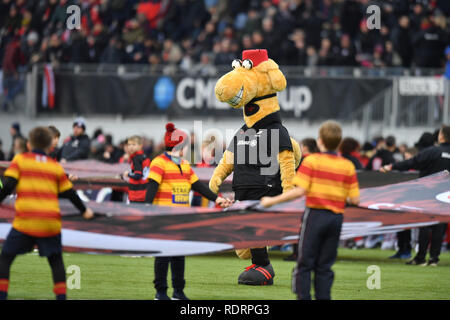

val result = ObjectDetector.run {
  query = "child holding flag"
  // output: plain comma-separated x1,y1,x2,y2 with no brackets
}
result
261,121,360,300
146,123,231,300
0,127,94,300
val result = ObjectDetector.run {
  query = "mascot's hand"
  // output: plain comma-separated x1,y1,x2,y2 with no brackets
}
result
209,150,234,194
209,175,223,194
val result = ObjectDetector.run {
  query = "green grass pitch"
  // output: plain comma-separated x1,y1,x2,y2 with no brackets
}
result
4,248,450,300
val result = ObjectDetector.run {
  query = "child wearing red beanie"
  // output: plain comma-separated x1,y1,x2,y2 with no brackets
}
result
146,123,231,300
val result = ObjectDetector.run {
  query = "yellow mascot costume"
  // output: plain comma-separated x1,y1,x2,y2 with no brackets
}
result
210,49,301,285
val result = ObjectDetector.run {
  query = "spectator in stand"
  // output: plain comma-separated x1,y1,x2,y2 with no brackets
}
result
214,38,235,65
335,34,357,66
191,52,217,76
381,125,450,266
241,7,262,37
85,35,101,63
412,16,447,68
0,0,448,77
46,33,69,65
393,15,414,68
21,31,40,69
317,37,334,66
2,33,25,112
100,36,128,64
68,30,90,64
340,0,363,40
7,122,23,161
60,118,91,163
355,19,377,59
409,3,426,33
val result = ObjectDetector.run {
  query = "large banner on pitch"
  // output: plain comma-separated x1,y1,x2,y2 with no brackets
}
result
37,73,391,120
0,171,448,256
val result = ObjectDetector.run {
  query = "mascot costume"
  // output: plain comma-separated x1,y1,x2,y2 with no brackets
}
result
210,49,301,285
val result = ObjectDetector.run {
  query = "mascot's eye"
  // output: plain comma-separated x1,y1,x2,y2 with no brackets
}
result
242,59,253,69
231,59,242,69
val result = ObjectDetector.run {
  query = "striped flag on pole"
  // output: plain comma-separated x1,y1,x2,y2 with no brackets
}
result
42,64,55,109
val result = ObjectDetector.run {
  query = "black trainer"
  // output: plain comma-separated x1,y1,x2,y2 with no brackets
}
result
238,263,275,285
406,258,427,266
154,291,171,300
172,290,189,300
427,259,439,267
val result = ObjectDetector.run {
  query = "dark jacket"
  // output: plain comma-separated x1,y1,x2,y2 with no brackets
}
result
60,134,91,161
365,149,395,171
412,26,446,68
48,147,62,161
392,143,450,177
127,150,151,202
342,154,363,170
393,26,414,67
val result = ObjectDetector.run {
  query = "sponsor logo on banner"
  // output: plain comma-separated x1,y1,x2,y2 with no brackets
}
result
154,76,175,110
175,77,312,116
367,203,423,212
278,85,313,116
399,77,444,96
435,191,450,204
176,77,228,110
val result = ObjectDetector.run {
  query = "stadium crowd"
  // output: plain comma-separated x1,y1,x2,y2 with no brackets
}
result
1,0,449,72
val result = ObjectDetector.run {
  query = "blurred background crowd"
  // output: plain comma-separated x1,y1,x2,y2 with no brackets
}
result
1,0,449,76
0,118,442,170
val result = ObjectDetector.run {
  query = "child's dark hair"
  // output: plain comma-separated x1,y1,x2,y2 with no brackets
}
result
48,125,60,138
28,127,53,151
385,135,396,148
339,137,360,155
301,138,319,153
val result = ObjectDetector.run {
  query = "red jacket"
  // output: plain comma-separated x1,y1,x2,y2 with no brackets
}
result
127,150,151,202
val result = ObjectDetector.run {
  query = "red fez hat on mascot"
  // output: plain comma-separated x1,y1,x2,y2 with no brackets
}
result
242,49,268,67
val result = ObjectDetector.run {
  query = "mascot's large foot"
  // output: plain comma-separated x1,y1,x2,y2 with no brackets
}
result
238,264,275,285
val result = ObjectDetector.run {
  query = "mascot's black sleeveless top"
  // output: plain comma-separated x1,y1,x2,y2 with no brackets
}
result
227,111,293,200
